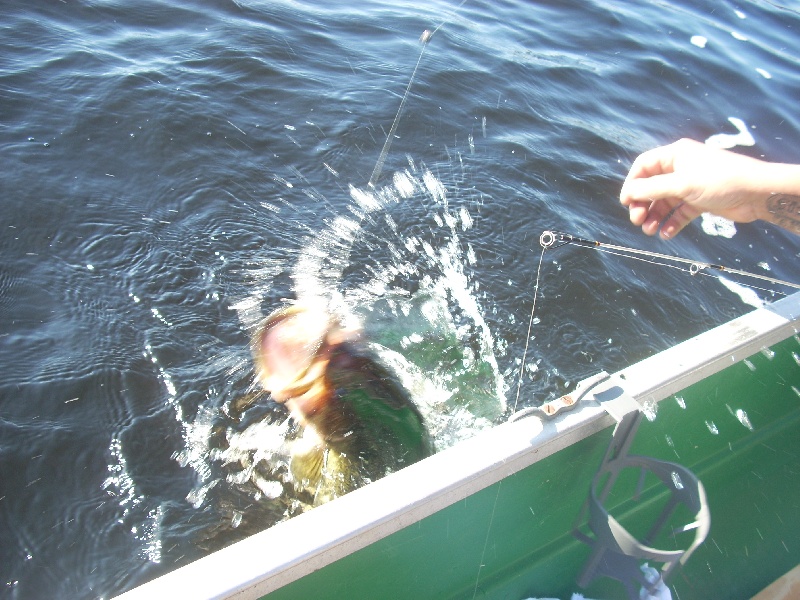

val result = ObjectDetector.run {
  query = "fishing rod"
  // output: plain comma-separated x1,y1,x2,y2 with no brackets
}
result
539,230,800,290
510,228,798,413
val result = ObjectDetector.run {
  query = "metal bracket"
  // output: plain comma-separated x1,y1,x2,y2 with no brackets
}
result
509,371,612,422
573,375,710,599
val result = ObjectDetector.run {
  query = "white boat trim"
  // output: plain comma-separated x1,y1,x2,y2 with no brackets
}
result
115,291,800,600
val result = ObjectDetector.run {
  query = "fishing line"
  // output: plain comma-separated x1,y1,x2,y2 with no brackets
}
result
368,0,469,188
367,39,430,188
470,479,502,600
512,244,547,414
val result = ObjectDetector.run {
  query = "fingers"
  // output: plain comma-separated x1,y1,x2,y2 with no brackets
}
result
620,172,685,236
620,141,699,239
626,200,650,226
626,197,702,239
622,142,681,184
658,202,702,239
620,172,685,206
636,198,677,236
620,139,706,204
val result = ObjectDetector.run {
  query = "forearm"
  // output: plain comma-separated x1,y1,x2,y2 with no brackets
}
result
749,162,800,234
620,139,800,238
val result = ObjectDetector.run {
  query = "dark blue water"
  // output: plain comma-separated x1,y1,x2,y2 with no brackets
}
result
2,0,799,597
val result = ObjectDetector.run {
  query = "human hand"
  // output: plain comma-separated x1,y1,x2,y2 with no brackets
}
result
619,138,767,238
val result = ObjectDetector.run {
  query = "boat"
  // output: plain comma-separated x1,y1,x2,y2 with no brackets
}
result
116,289,800,600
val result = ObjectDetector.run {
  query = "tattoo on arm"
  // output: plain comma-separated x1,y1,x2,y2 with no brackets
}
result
766,194,800,235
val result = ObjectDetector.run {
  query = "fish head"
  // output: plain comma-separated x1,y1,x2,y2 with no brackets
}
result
252,302,361,422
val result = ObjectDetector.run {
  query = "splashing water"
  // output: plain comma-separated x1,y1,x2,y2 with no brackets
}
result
237,164,508,429
727,404,755,431
734,408,754,431
173,165,510,545
102,438,165,563
642,398,658,422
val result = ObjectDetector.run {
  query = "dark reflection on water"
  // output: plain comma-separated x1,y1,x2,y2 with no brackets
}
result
1,0,799,597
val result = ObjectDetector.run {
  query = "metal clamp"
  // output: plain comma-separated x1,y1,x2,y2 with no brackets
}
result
573,375,710,599
508,372,611,422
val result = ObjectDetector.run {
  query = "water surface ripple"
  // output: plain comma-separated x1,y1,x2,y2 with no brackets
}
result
1,0,799,597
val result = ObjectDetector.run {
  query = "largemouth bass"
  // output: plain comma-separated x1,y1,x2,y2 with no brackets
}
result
251,302,433,505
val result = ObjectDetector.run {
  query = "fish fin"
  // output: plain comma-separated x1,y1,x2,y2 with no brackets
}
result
289,432,326,486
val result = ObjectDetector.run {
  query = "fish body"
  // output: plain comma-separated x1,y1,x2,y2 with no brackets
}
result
252,303,432,505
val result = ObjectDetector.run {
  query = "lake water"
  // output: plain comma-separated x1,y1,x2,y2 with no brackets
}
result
2,0,799,597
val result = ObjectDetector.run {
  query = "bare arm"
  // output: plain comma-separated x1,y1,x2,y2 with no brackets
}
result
619,138,800,238
764,192,800,235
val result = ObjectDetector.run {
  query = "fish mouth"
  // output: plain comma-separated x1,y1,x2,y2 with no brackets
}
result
252,302,352,419
252,303,328,388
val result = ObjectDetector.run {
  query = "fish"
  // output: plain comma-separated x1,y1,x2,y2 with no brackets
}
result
250,302,433,505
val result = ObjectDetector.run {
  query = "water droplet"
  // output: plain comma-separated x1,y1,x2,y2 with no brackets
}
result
393,171,414,197
231,511,243,529
459,206,473,230
705,420,719,435
735,408,754,431
671,471,684,490
466,243,477,265
253,476,282,499
642,399,658,422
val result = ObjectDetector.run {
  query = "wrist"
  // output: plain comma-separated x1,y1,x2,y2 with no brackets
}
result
746,162,800,225
753,163,800,233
